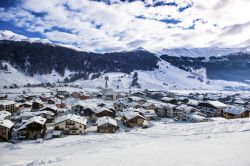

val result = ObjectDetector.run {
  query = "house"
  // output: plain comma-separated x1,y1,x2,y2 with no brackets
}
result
155,103,177,118
186,112,208,123
96,117,118,133
198,101,228,117
57,90,70,98
0,95,8,100
35,111,55,123
0,119,14,141
16,102,32,109
175,104,198,121
142,102,156,110
53,114,87,135
161,97,178,104
134,108,158,120
223,106,250,119
40,105,58,115
17,116,47,140
32,100,44,110
131,92,146,98
0,111,11,120
128,96,147,105
122,111,146,128
0,100,16,113
92,107,116,121
71,103,95,117
113,100,127,111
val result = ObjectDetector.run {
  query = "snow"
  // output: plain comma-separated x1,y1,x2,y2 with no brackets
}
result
1,118,250,166
96,117,117,127
224,107,246,115
18,116,46,130
157,47,250,58
0,100,16,106
0,119,13,128
208,101,228,108
53,114,87,126
0,111,11,119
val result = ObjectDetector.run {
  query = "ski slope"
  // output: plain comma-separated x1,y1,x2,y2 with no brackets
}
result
1,118,250,166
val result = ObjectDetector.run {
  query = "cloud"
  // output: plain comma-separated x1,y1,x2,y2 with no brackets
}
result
0,0,250,52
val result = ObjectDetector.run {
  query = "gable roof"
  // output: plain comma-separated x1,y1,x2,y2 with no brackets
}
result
96,117,117,127
0,100,16,106
208,101,227,108
224,106,246,115
0,111,11,120
54,114,87,125
0,119,13,128
18,116,46,130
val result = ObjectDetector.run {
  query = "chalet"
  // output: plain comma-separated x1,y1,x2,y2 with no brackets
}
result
17,116,47,140
161,97,178,104
186,112,208,123
128,96,147,105
92,107,116,121
113,100,127,111
223,106,250,119
57,95,65,100
134,108,158,120
155,103,177,118
198,101,228,117
47,98,59,105
32,100,44,110
122,111,146,128
16,102,32,109
40,105,58,115
0,100,16,113
0,119,14,141
175,104,198,121
104,93,116,101
53,114,87,135
0,95,8,100
71,103,95,117
35,111,55,123
57,90,70,98
142,102,156,110
96,117,118,133
71,92,82,98
187,99,199,107
0,110,11,120
131,92,146,98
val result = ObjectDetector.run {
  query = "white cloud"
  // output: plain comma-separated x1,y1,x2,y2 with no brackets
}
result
0,0,250,52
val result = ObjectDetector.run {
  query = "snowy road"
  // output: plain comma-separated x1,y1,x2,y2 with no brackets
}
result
1,119,250,166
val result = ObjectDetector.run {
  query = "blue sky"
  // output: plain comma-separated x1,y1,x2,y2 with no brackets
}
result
0,0,250,52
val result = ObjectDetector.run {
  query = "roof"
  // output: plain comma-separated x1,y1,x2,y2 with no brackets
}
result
161,97,175,102
0,100,16,106
35,111,54,116
93,107,113,114
224,106,246,115
18,116,46,130
0,111,11,120
0,119,13,128
187,112,207,121
176,104,196,112
40,105,58,111
123,110,146,120
208,101,227,108
54,114,87,125
187,99,199,106
96,117,117,127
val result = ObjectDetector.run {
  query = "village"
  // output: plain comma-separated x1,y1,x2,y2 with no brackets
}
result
0,85,250,143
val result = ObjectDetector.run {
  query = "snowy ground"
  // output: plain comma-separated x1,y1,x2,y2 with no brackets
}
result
1,118,250,166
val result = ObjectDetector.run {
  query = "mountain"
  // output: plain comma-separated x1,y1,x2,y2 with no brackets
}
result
0,38,250,90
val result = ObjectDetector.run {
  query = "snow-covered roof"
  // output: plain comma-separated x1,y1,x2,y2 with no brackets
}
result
161,97,175,102
0,111,11,120
208,101,227,108
0,119,13,128
224,107,246,115
187,99,199,106
162,103,177,109
0,100,16,106
35,111,54,116
40,105,58,111
96,116,117,126
54,114,87,125
123,111,145,120
187,112,207,121
176,104,196,112
128,96,145,102
18,116,46,130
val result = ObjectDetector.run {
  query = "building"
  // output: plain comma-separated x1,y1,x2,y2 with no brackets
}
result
92,107,116,121
0,110,11,120
96,117,118,133
0,119,13,141
223,106,250,119
32,100,44,110
198,101,228,117
122,111,146,128
53,114,87,135
0,100,16,113
17,116,47,140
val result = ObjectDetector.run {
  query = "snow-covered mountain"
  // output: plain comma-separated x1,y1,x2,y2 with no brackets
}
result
157,47,250,58
1,32,250,90
0,30,51,43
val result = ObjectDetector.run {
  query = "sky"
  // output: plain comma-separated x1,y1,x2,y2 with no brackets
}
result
0,0,250,52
